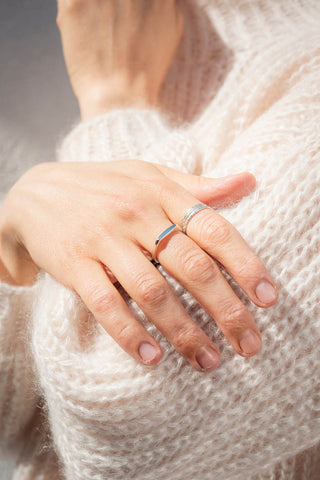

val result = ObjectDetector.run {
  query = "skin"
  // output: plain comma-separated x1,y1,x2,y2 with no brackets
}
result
0,0,278,373
56,0,185,119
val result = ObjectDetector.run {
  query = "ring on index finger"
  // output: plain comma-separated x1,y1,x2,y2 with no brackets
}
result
181,203,212,234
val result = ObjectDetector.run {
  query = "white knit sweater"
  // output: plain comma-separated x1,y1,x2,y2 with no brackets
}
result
0,1,320,479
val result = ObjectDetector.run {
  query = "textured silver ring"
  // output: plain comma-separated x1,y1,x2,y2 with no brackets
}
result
153,224,180,263
181,203,211,234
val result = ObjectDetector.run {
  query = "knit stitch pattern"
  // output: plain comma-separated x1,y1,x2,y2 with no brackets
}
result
0,1,319,479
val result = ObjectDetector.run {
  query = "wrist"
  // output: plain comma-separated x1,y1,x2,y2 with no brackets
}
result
77,79,160,121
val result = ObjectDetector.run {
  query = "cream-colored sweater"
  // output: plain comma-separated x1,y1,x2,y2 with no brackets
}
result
1,1,320,479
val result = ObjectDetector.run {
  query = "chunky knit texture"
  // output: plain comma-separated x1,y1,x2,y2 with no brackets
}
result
0,0,320,479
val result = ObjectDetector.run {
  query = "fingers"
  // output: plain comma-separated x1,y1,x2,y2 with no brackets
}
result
156,164,257,208
161,235,262,356
71,258,163,366
158,181,278,308
98,239,222,372
138,222,262,357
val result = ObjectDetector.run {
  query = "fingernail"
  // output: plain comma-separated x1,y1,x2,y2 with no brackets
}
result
239,329,261,355
139,342,157,363
195,346,220,371
256,280,277,304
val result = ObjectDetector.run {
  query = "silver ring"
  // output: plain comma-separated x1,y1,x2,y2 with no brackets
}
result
153,224,180,263
181,203,211,234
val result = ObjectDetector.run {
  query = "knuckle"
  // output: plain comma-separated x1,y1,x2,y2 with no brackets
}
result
116,323,136,345
110,195,148,222
201,217,232,246
135,274,168,307
222,303,249,329
236,254,264,282
58,237,88,270
89,287,118,315
173,325,202,352
182,249,216,284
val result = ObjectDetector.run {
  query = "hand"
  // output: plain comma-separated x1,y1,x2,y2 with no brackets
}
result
56,0,184,119
0,160,278,372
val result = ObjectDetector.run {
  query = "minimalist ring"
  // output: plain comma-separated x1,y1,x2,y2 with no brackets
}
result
181,203,211,234
153,224,180,263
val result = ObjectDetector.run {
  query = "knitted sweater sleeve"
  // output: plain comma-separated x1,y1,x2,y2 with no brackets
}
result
57,107,200,173
0,278,39,460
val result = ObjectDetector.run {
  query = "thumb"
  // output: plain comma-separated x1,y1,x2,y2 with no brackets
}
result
156,164,257,208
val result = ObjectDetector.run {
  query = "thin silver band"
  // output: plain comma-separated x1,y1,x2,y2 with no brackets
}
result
181,203,211,234
153,224,180,263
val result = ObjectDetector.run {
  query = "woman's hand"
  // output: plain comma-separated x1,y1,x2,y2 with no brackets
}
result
0,161,277,372
56,0,184,119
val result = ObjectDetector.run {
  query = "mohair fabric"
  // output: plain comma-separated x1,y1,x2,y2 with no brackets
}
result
0,1,320,479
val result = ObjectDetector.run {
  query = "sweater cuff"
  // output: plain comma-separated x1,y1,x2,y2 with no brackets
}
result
57,108,200,174
58,108,170,163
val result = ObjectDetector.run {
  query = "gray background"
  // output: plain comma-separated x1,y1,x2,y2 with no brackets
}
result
0,464,12,480
0,1,78,478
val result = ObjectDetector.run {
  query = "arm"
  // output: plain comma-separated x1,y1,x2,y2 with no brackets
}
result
0,269,39,459
56,0,196,172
